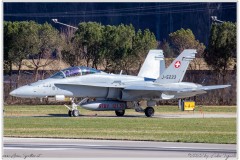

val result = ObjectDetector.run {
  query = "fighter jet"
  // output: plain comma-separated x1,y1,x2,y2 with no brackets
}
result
10,49,230,117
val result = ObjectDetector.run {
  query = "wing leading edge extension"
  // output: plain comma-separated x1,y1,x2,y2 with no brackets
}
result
54,81,126,88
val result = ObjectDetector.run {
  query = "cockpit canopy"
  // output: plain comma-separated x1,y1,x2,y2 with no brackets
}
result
49,66,102,79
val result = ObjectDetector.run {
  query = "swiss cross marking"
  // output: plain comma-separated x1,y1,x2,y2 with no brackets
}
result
174,61,181,68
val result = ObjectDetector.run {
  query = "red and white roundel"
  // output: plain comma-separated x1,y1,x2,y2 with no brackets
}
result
174,61,181,68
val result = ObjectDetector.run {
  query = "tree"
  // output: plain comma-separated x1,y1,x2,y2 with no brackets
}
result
159,40,174,58
60,27,80,67
74,22,104,68
204,22,236,84
28,22,61,80
169,28,205,57
4,21,14,75
4,21,39,86
101,24,136,73
101,25,118,71
132,29,158,73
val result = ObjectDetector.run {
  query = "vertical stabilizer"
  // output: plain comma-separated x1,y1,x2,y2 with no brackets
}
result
138,50,165,79
155,49,197,84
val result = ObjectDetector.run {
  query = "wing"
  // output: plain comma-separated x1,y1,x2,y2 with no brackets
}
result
124,84,231,93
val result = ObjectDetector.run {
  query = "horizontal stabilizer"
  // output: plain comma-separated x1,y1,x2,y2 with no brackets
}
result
177,85,231,93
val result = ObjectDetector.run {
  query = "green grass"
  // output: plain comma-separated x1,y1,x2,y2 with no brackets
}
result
157,105,236,113
4,105,236,117
4,117,236,144
3,105,236,144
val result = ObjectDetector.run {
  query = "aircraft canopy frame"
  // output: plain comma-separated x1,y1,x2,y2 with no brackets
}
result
49,66,102,79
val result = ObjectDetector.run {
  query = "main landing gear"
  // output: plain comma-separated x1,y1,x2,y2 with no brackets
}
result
133,102,155,117
65,98,88,117
115,110,125,116
144,107,155,117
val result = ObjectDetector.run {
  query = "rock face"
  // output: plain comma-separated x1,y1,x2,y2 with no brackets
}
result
3,2,236,45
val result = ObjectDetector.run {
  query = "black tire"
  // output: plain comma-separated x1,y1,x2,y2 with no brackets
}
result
68,110,72,117
145,107,154,117
115,110,125,116
72,110,79,117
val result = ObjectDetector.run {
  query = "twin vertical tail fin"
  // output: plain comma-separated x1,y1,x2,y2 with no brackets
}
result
138,50,165,80
155,49,197,84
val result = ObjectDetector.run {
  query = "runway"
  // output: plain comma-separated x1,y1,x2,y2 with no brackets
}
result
3,137,236,158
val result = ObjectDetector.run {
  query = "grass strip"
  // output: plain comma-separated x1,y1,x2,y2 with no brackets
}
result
4,105,236,117
4,117,236,144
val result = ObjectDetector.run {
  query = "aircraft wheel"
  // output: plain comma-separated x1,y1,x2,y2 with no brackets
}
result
72,110,79,117
68,110,72,117
115,110,125,116
145,107,154,117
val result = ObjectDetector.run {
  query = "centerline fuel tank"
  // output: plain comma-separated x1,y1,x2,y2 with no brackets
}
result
80,100,127,111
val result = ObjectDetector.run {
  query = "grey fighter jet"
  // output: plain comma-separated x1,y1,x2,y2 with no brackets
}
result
10,49,230,117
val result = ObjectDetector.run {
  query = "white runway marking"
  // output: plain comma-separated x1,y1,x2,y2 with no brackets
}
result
4,147,71,151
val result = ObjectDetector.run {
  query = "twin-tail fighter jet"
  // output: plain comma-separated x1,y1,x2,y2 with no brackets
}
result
10,49,230,117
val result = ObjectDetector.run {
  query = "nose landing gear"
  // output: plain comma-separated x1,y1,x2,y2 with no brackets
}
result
64,98,89,117
65,102,79,117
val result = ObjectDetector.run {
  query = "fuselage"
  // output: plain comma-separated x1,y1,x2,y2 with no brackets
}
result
10,73,204,101
10,73,143,98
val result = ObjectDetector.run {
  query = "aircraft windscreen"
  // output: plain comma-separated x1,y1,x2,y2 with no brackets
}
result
49,71,65,79
49,66,102,79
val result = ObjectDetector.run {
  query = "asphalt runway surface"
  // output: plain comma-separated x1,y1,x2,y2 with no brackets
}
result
3,138,236,158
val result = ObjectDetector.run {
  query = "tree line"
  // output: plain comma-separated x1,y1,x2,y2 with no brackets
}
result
4,20,236,78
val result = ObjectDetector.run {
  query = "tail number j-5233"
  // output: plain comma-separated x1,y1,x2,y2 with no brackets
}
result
161,75,177,79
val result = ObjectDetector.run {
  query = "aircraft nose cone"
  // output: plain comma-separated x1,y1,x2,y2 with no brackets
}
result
9,90,16,96
9,86,33,98
9,85,39,98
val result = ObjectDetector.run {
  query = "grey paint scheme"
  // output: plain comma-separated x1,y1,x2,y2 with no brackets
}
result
10,49,230,107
